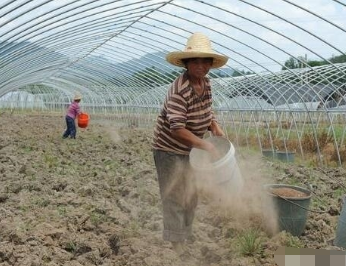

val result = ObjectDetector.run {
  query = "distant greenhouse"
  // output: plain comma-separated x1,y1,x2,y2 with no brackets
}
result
0,91,46,109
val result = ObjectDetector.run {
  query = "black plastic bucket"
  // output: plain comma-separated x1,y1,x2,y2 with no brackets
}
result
264,184,312,236
275,151,295,163
262,149,276,159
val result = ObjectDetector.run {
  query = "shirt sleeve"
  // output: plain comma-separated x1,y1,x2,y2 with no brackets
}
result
76,104,81,116
166,92,187,130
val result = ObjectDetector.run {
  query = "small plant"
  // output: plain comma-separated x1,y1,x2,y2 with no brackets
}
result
57,205,67,216
21,145,33,153
122,220,141,238
32,196,51,207
43,153,59,168
237,228,263,257
333,187,346,198
274,231,304,248
90,211,107,226
282,234,304,248
64,241,77,253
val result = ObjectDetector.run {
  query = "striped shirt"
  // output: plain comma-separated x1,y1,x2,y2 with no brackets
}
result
153,72,216,155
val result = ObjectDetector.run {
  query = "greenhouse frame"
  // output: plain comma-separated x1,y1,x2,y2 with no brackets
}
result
1,0,346,166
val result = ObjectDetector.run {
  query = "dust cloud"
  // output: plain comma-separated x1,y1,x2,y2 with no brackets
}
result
192,149,279,235
106,126,121,143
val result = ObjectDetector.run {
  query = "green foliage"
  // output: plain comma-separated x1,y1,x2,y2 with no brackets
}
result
122,220,141,238
308,60,324,67
330,54,346,64
32,197,51,207
282,234,304,248
333,187,346,198
90,211,107,225
57,205,67,216
22,146,33,153
236,228,264,257
64,241,77,253
282,53,346,75
282,56,302,70
43,153,59,168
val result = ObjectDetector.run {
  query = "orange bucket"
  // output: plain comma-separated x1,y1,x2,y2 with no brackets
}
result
78,113,89,128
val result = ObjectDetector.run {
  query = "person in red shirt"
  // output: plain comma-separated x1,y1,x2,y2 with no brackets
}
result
152,32,228,255
62,93,82,139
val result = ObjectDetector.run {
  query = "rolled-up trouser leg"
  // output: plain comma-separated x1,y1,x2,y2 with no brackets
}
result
153,150,198,242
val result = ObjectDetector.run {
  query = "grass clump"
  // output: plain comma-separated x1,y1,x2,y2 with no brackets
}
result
236,228,264,257
273,231,304,248
279,231,304,248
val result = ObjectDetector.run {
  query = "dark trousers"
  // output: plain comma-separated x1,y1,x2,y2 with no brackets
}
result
63,116,76,139
153,149,198,242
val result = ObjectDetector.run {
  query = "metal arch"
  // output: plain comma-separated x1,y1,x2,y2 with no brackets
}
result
234,0,346,90
165,1,341,88
97,41,171,82
238,0,345,58
0,12,146,66
1,0,160,41
282,0,346,34
0,13,176,91
0,0,340,93
151,4,338,114
115,15,312,110
0,1,164,65
0,0,81,39
0,1,50,29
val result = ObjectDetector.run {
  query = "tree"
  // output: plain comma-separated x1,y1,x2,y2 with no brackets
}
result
281,52,346,85
330,54,346,64
282,56,301,70
307,60,324,67
282,53,346,70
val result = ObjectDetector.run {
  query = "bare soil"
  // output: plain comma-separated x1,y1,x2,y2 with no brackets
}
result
1,113,346,266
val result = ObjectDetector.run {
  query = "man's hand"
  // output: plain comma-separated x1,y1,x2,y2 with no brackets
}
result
210,121,225,137
203,141,221,162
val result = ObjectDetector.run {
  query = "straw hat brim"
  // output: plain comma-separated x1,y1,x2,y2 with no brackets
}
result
74,95,82,100
166,51,228,69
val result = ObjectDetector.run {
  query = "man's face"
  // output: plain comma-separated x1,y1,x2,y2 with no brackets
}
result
186,57,213,78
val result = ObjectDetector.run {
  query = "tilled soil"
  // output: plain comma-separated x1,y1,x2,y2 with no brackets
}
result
0,112,346,266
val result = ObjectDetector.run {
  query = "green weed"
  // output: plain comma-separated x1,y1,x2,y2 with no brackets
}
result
57,205,67,216
90,211,107,226
282,234,304,248
122,220,141,238
236,228,264,257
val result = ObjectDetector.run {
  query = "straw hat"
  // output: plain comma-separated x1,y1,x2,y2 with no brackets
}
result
166,32,228,69
73,92,82,101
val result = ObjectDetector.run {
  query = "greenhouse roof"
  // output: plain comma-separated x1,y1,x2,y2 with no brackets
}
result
0,0,346,110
